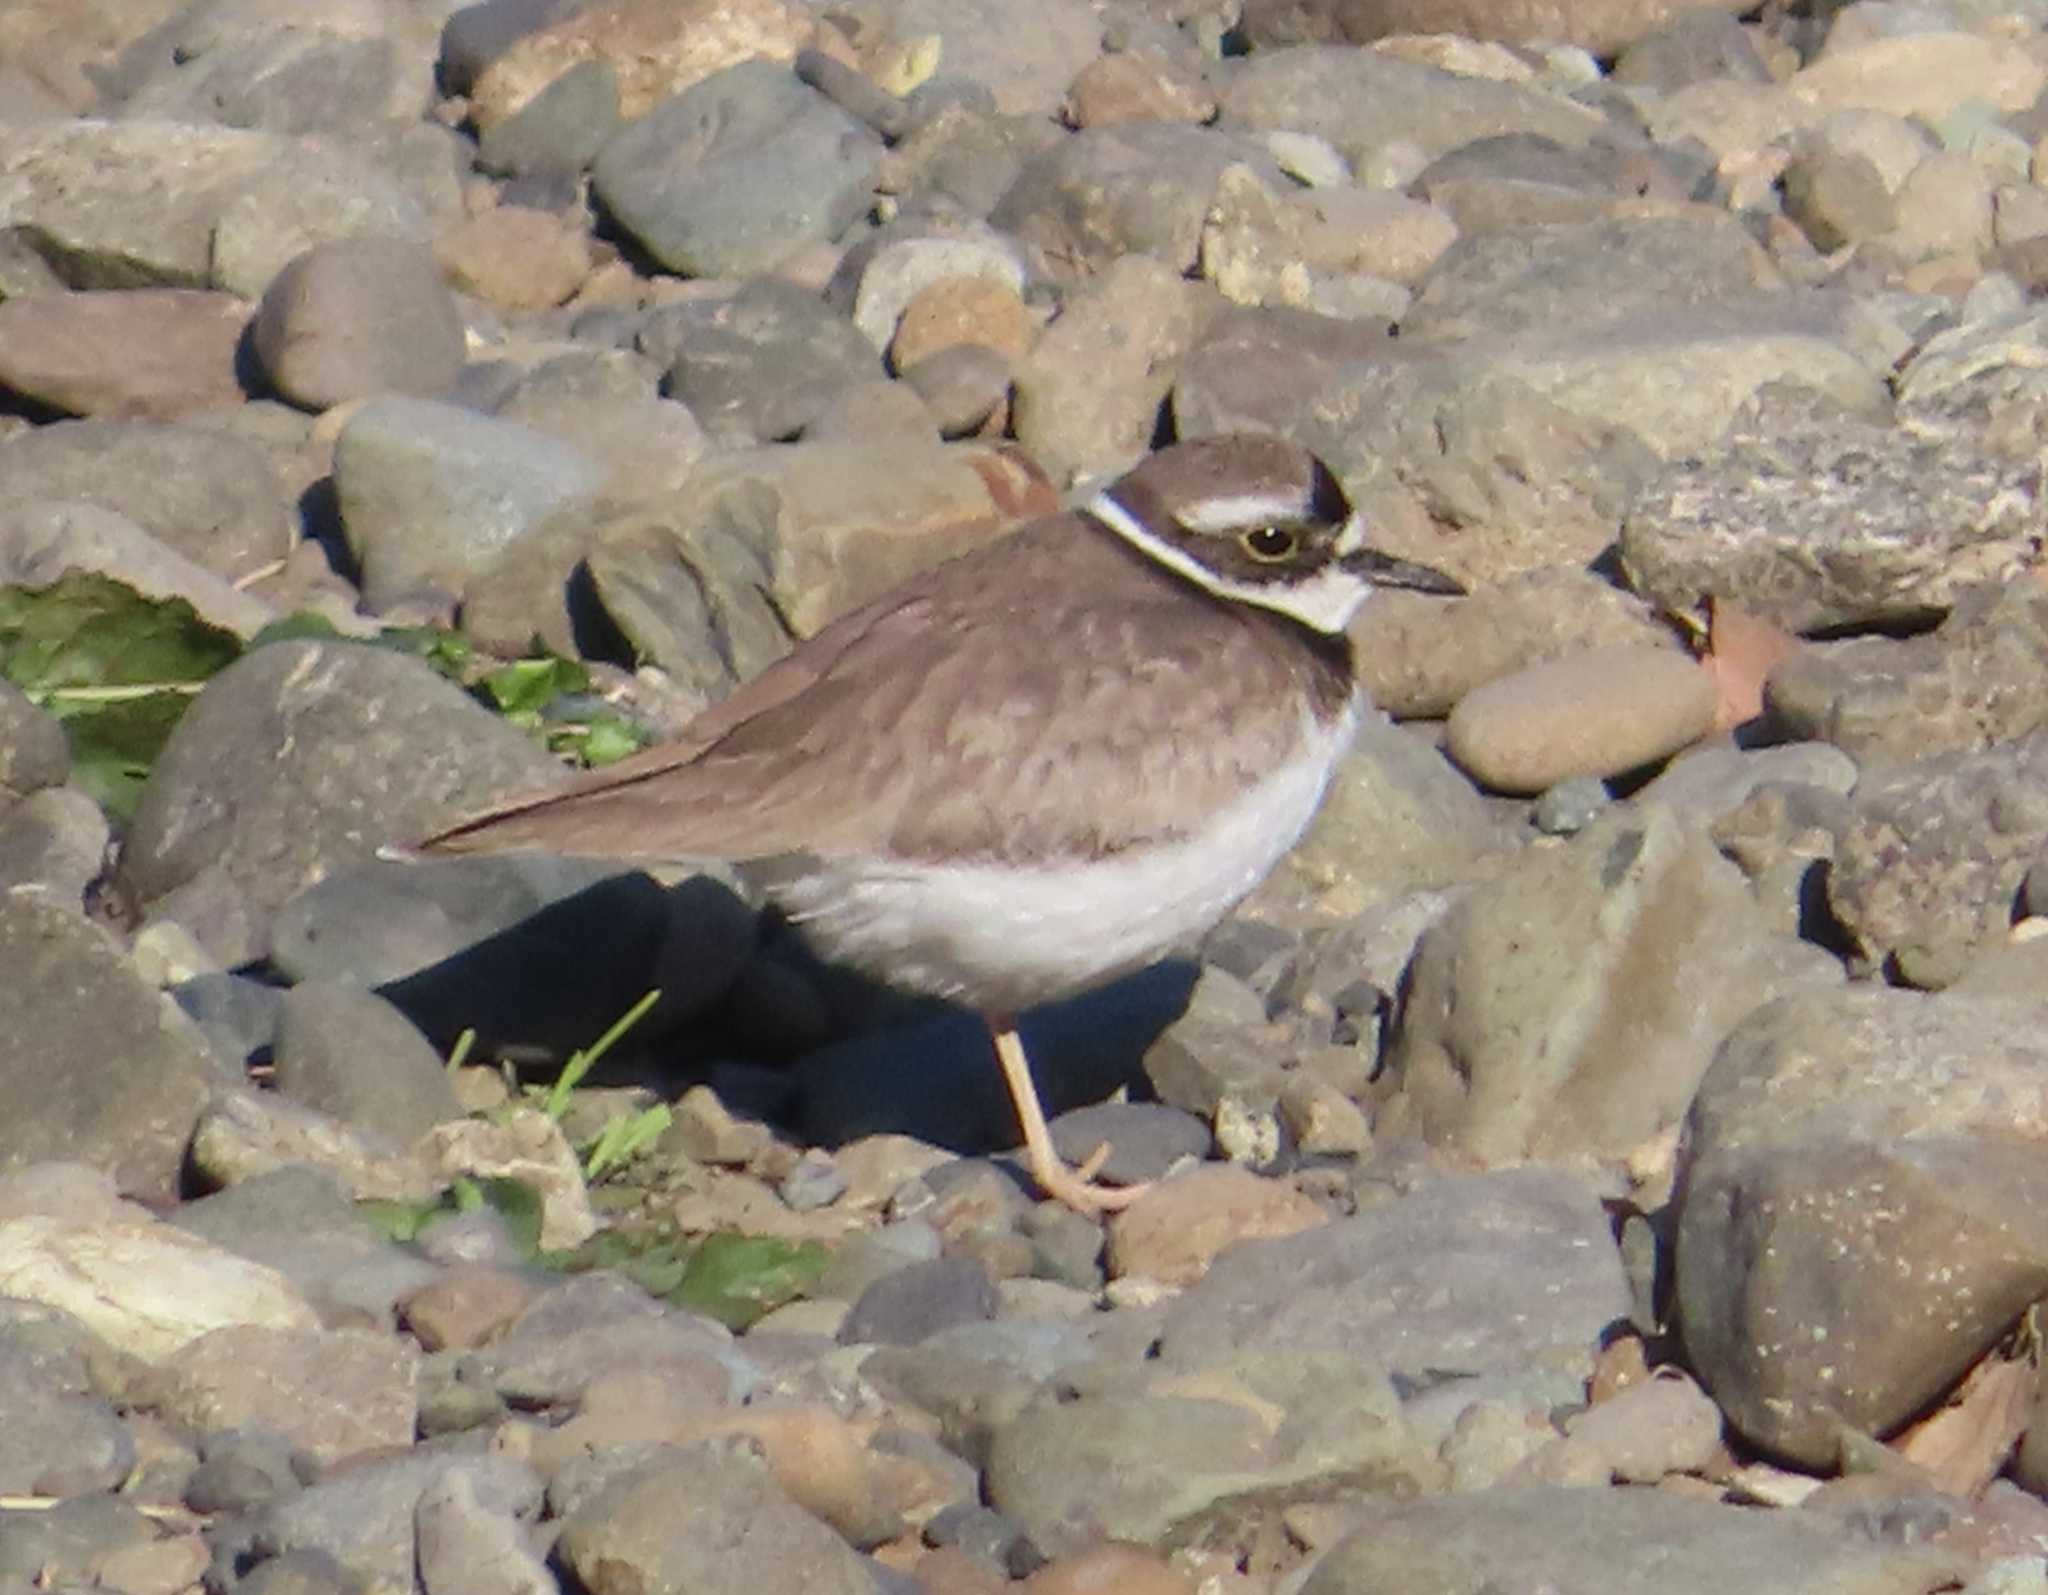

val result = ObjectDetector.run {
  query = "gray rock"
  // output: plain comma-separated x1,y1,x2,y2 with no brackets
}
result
0,679,67,798
0,420,292,584
876,104,1064,221
1611,11,1774,88
899,343,1011,437
253,238,466,413
271,854,648,990
1634,741,1860,825
1154,1167,1631,1382
119,639,564,935
1781,148,1898,252
0,498,277,639
441,0,581,94
1895,302,2048,457
185,1427,306,1514
0,119,429,295
0,893,218,1203
0,787,107,902
839,1256,999,1346
554,1439,882,1595
106,12,431,144
1299,1485,1960,1595
1829,729,2048,986
0,1349,132,1496
1767,582,2048,761
477,56,622,178
820,0,1100,115
1048,1102,1210,1187
236,1548,373,1595
651,276,883,446
986,1350,1419,1561
416,1466,554,1595
1375,807,1838,1171
273,983,464,1147
992,122,1280,280
1676,987,2048,1466
0,1494,158,1586
333,395,606,608
1622,384,2042,632
592,61,882,278
802,378,940,445
1215,45,1604,170
253,1452,542,1592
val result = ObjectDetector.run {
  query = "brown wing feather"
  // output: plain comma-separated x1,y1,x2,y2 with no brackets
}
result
422,517,1355,867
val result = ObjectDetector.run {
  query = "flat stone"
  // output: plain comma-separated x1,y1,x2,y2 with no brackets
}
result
1445,644,1718,793
0,1214,316,1361
0,119,428,295
151,1326,419,1466
0,288,247,418
1300,1485,1960,1594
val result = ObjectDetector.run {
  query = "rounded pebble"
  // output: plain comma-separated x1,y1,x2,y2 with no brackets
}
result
1446,645,1718,795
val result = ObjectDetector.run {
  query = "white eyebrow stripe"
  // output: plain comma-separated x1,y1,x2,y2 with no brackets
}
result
1173,490,1310,534
1084,489,1369,635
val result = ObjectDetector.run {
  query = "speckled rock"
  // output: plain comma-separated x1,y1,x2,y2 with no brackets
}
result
1676,986,2048,1467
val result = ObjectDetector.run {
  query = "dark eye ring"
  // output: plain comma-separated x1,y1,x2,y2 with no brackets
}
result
1242,525,1296,561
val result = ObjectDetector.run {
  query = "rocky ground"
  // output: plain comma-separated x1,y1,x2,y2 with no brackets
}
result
4,0,2048,1591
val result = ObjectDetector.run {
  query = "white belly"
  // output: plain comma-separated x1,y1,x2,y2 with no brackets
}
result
753,701,1360,1016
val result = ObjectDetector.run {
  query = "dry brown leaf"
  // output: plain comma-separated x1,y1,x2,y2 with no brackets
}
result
1701,596,1803,733
1890,1342,2035,1497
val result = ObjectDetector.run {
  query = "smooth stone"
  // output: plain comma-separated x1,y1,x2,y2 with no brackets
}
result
0,499,276,638
591,60,881,279
0,287,248,418
332,394,605,608
118,639,564,933
0,1214,316,1361
1446,645,1718,794
0,894,221,1202
272,983,463,1147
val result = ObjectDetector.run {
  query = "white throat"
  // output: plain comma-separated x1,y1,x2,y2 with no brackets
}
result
1084,489,1370,635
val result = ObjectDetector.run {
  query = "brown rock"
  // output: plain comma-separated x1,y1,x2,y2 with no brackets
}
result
399,1264,539,1351
889,275,1034,372
1446,644,1717,793
899,343,1013,438
1787,32,2045,122
1107,1165,1327,1286
470,0,815,129
1064,49,1216,128
0,289,248,418
434,205,593,310
1012,255,1220,485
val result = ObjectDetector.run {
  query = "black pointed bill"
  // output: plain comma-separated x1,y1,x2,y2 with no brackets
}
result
1342,547,1466,596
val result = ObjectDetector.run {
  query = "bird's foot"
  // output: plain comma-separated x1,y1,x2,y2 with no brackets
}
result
1026,1137,1150,1214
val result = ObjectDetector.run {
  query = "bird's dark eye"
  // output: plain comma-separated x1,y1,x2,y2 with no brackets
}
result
1241,526,1297,561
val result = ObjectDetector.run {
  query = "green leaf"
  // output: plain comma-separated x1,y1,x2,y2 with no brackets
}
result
557,712,648,768
0,573,240,696
375,625,474,679
475,1176,545,1258
0,574,243,823
356,1198,441,1244
584,1103,672,1180
482,655,588,717
668,1234,828,1331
